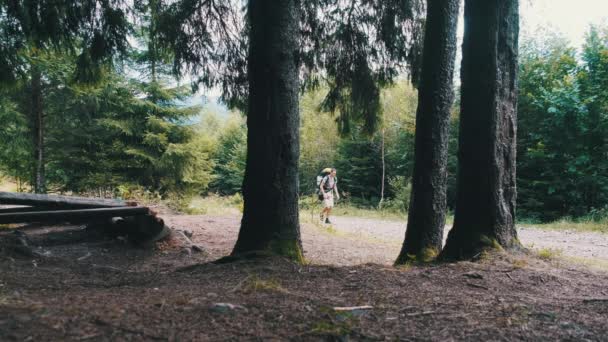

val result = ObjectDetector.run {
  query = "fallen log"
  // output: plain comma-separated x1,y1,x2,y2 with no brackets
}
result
0,192,129,209
88,214,171,243
0,206,150,224
0,206,53,214
0,193,170,243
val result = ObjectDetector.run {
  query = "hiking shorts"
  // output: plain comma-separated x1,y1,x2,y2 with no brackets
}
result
323,191,334,208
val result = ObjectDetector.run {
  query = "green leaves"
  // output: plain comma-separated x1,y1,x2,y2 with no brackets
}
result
209,115,247,195
0,1,131,85
518,27,608,221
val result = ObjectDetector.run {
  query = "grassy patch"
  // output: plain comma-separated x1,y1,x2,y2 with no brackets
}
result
310,307,357,338
512,258,528,269
330,204,406,221
242,275,286,294
321,225,339,235
301,204,406,222
299,194,407,221
302,216,402,247
562,256,608,271
301,218,345,237
536,248,563,261
310,320,353,337
520,218,608,234
185,194,243,215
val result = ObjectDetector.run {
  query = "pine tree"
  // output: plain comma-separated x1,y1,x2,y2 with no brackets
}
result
0,1,131,192
441,0,520,259
106,0,210,195
231,0,303,260
0,1,130,85
210,115,247,195
396,0,460,262
158,0,424,130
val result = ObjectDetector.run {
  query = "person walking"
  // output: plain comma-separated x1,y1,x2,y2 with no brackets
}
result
319,168,339,224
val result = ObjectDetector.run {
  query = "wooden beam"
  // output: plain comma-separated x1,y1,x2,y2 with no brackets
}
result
0,206,150,224
0,192,129,209
0,206,52,214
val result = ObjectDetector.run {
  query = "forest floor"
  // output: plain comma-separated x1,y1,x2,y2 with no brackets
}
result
0,211,607,341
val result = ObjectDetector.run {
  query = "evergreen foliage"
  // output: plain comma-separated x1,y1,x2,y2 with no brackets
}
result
1,1,608,225
0,0,130,84
157,0,424,131
209,114,247,195
518,28,608,221
0,1,213,198
302,0,424,135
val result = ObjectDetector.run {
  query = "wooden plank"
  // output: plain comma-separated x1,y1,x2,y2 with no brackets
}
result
0,206,150,224
0,192,128,209
0,206,52,214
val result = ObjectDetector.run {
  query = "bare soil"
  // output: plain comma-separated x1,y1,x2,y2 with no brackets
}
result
301,215,608,266
0,213,607,341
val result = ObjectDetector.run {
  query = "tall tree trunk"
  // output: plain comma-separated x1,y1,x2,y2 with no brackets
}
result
31,64,46,194
441,0,520,260
379,127,385,209
232,0,302,261
395,0,460,263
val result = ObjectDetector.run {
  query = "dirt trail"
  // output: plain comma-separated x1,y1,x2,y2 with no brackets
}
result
323,216,608,264
1,213,607,341
164,214,608,267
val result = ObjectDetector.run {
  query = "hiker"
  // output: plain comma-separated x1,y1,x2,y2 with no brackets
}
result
319,168,339,224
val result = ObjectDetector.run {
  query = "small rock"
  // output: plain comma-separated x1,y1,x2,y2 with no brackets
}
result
191,245,205,253
210,303,246,313
77,252,91,261
333,306,373,318
183,230,193,238
188,297,206,306
463,272,484,279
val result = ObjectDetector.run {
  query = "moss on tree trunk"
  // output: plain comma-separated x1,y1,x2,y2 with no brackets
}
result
232,0,303,262
396,0,460,263
441,0,520,260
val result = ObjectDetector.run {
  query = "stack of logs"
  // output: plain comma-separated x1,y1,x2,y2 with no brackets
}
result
0,192,170,243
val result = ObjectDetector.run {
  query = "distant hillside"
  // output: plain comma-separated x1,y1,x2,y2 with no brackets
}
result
179,96,231,123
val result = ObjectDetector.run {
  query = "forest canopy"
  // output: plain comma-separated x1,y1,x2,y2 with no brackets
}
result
1,1,607,224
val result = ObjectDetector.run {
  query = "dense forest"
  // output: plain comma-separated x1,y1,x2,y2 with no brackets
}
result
1,3,607,226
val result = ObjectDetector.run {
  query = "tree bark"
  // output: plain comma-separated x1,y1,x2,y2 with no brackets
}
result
441,0,520,260
232,0,303,261
31,64,46,194
396,0,460,263
379,127,385,209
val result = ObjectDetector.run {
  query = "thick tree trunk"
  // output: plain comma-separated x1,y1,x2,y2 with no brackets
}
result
441,0,520,260
396,0,460,263
31,65,46,194
232,0,302,261
379,128,385,209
